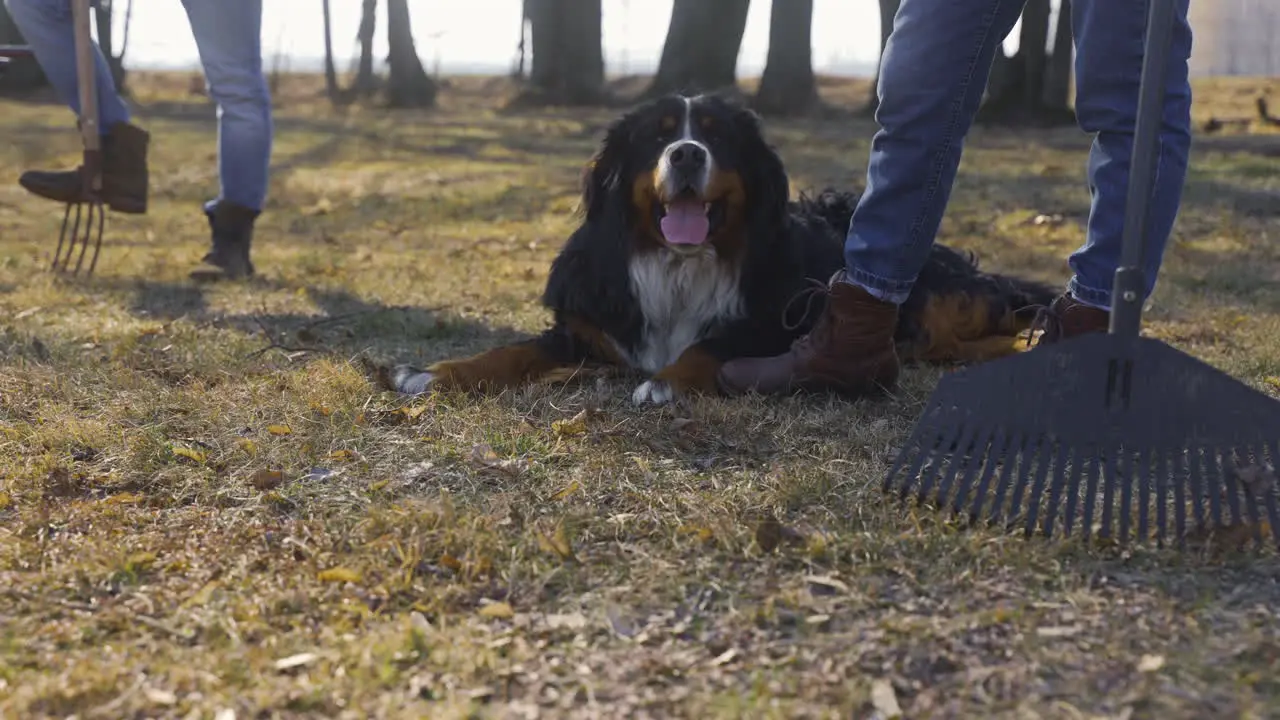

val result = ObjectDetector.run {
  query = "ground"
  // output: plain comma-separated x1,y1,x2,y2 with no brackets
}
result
2,72,1280,719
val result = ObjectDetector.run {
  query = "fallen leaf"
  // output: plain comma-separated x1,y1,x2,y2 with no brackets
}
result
544,612,588,630
552,409,589,436
309,402,332,416
237,439,258,456
181,580,222,609
171,446,207,464
871,679,902,718
274,652,319,671
267,425,292,436
143,687,177,706
1036,625,1081,638
126,552,157,572
755,516,783,553
104,492,144,505
0,492,11,510
537,520,576,561
469,443,529,478
215,709,236,720
317,567,362,584
439,553,462,572
710,647,738,666
478,601,514,619
249,469,285,490
329,449,357,462
804,574,851,595
1137,654,1165,672
551,480,581,501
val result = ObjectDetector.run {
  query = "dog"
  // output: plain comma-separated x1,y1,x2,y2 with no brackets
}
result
381,93,1057,405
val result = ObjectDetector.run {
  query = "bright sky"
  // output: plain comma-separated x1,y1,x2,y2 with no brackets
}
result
120,0,885,76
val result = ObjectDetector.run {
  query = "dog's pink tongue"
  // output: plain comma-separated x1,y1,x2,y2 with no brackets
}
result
659,200,709,245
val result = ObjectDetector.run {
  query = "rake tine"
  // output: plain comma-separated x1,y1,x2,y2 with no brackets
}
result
53,202,74,271
921,420,978,509
986,432,1029,526
1020,439,1057,538
1173,448,1189,549
1188,445,1208,534
969,430,1016,525
883,417,934,495
1136,445,1152,544
1006,434,1046,533
1265,442,1280,551
1228,448,1260,551
1222,450,1243,529
53,201,84,272
1154,447,1170,548
1040,444,1072,539
1059,449,1086,537
1099,444,1120,541
72,201,96,275
1080,452,1102,542
892,424,944,505
950,425,996,519
913,423,962,508
85,200,106,276
1118,447,1136,544
934,422,984,513
1205,447,1224,531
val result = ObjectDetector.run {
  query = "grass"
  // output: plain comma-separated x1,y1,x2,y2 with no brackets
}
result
1,71,1280,718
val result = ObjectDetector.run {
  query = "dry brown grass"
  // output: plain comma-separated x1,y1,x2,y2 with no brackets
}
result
2,72,1280,719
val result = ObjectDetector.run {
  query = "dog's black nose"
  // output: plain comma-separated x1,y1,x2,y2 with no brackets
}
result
667,141,707,173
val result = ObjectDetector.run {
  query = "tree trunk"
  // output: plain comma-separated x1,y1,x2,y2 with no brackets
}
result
93,0,129,93
521,0,606,105
862,0,901,116
0,5,47,95
385,0,436,108
645,0,750,98
976,0,1075,127
322,0,339,100
352,0,378,98
753,0,819,115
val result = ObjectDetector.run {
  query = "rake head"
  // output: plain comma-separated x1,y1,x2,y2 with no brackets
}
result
883,333,1280,553
50,198,106,276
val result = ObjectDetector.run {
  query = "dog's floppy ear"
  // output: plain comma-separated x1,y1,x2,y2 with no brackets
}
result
580,118,631,221
732,105,790,226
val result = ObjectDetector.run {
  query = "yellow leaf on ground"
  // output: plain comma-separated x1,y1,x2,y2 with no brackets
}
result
552,409,588,436
0,492,11,510
237,439,258,456
551,480,581,501
478,601,514,619
318,567,362,584
250,469,285,490
329,449,357,462
171,446,207,464
538,520,576,561
267,425,292,436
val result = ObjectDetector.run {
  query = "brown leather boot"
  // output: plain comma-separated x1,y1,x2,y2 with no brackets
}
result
1027,293,1111,346
717,271,901,398
18,121,150,214
189,201,258,282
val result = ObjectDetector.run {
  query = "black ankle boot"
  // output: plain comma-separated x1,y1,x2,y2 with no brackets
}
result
190,200,259,282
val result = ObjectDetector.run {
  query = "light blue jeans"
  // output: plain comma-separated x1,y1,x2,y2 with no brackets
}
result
5,0,273,212
846,0,1193,310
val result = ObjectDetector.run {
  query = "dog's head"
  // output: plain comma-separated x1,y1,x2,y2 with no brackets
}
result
580,93,789,257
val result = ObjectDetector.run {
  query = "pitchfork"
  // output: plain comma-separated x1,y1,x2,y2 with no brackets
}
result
1,0,107,276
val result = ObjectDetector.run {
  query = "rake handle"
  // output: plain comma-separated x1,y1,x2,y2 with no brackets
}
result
1109,0,1179,340
71,0,101,197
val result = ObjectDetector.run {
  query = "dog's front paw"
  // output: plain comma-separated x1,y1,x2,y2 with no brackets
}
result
632,379,676,406
389,364,436,396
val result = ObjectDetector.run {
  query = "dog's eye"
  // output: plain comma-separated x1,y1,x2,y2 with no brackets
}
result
660,115,677,133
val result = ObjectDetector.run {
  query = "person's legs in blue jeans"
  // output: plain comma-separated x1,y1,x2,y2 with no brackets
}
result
4,0,130,128
844,0,1028,303
1066,0,1192,311
6,0,150,213
180,0,273,280
717,0,1029,396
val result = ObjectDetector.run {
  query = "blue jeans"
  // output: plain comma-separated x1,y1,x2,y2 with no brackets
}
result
846,0,1193,311
5,0,273,212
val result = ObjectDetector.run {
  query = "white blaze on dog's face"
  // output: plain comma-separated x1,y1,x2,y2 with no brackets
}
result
653,97,720,251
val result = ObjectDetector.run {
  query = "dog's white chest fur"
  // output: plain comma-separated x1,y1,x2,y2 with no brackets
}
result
623,250,744,374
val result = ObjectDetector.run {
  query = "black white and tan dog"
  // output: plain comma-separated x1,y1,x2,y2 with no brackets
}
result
380,93,1056,405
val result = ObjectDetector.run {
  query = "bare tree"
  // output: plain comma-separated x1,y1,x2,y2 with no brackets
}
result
753,0,819,115
646,0,751,98
977,0,1075,127
352,0,379,99
385,0,436,108
93,0,132,93
518,0,606,105
862,0,901,116
322,0,339,100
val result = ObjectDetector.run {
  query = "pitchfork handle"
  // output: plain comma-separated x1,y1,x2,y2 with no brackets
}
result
1109,0,1178,340
71,0,100,197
